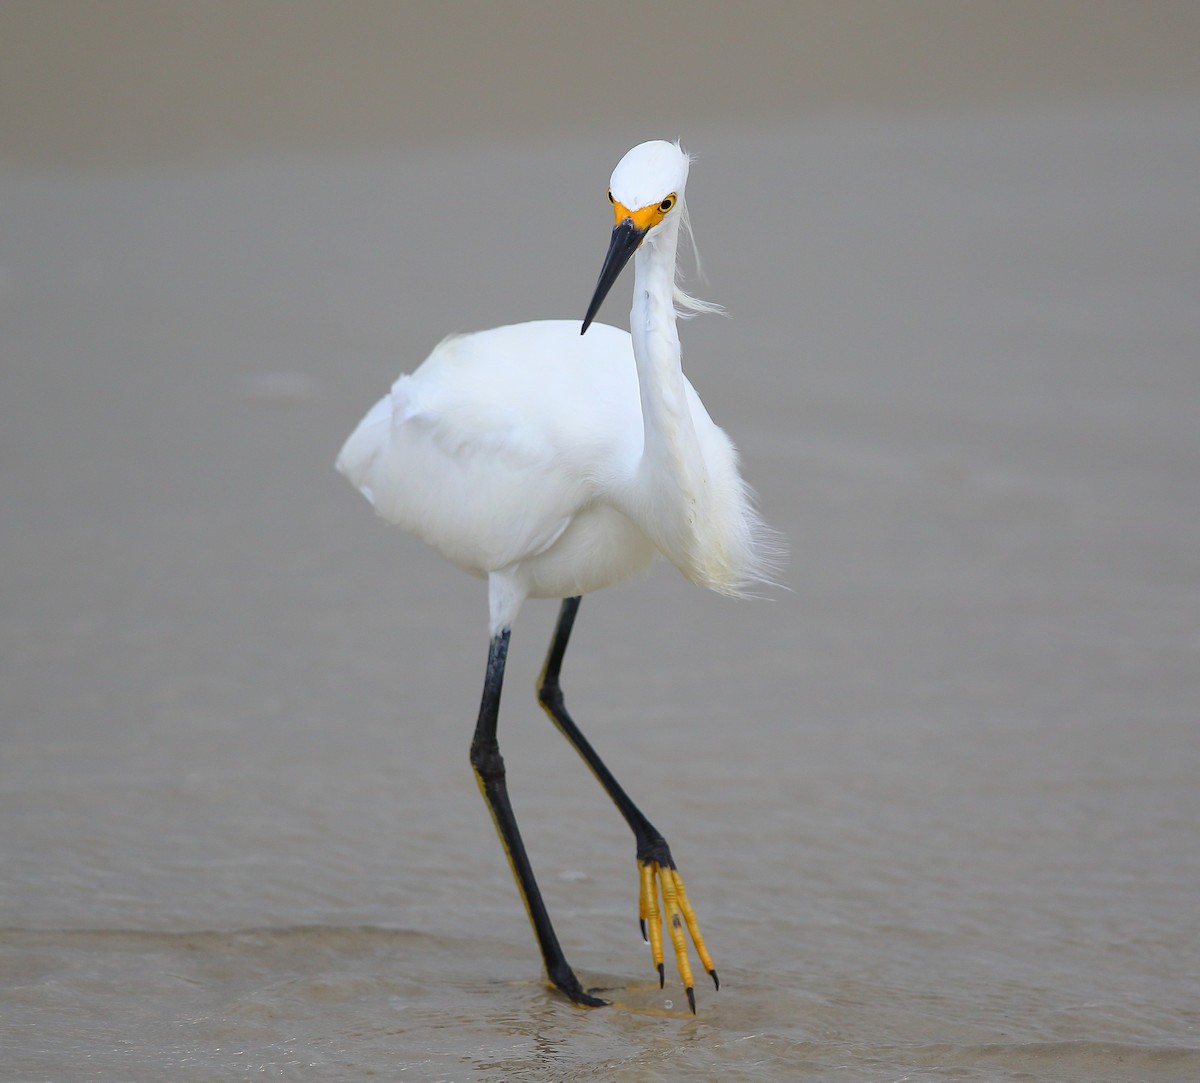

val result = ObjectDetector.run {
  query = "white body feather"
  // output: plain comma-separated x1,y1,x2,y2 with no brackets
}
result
337,320,772,631
337,142,776,634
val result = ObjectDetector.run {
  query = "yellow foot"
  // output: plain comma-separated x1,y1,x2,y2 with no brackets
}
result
638,860,718,1013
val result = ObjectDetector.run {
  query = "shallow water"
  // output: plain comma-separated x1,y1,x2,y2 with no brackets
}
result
3,101,1199,1080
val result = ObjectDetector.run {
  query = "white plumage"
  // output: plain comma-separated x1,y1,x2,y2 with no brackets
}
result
336,140,778,1011
337,145,774,635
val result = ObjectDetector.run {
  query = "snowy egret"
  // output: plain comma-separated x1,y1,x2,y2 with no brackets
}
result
337,140,776,1012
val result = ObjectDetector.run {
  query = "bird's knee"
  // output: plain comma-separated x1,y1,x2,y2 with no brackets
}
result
537,680,564,713
470,737,506,784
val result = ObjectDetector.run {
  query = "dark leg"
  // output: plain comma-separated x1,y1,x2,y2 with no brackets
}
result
537,597,719,1013
469,627,605,1007
537,598,668,862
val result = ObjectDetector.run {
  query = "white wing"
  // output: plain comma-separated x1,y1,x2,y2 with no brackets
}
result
336,321,643,576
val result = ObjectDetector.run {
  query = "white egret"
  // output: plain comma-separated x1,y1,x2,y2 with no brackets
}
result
337,140,777,1012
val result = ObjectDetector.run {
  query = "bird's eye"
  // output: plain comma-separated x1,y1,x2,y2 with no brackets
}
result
659,196,675,212
607,190,615,204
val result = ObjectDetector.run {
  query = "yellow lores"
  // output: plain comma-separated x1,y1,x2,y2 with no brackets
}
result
611,190,676,232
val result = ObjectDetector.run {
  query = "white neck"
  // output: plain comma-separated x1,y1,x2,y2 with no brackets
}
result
625,219,711,574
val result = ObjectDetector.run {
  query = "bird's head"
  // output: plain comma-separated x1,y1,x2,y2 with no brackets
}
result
582,140,690,334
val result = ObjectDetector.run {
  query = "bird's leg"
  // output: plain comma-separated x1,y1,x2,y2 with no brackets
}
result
537,597,718,1013
470,626,606,1008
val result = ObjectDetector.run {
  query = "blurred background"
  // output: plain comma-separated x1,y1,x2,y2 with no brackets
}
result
3,4,1199,1081
3,1,1200,166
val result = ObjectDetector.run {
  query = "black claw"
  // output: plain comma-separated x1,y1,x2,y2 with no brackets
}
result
657,962,665,988
710,968,720,991
640,918,648,943
553,968,609,1008
686,986,696,1014
566,984,608,1008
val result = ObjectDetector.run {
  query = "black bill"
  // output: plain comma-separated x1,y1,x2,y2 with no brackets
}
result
581,218,646,334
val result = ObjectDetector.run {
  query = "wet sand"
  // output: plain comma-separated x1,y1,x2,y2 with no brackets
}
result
3,5,1200,1081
